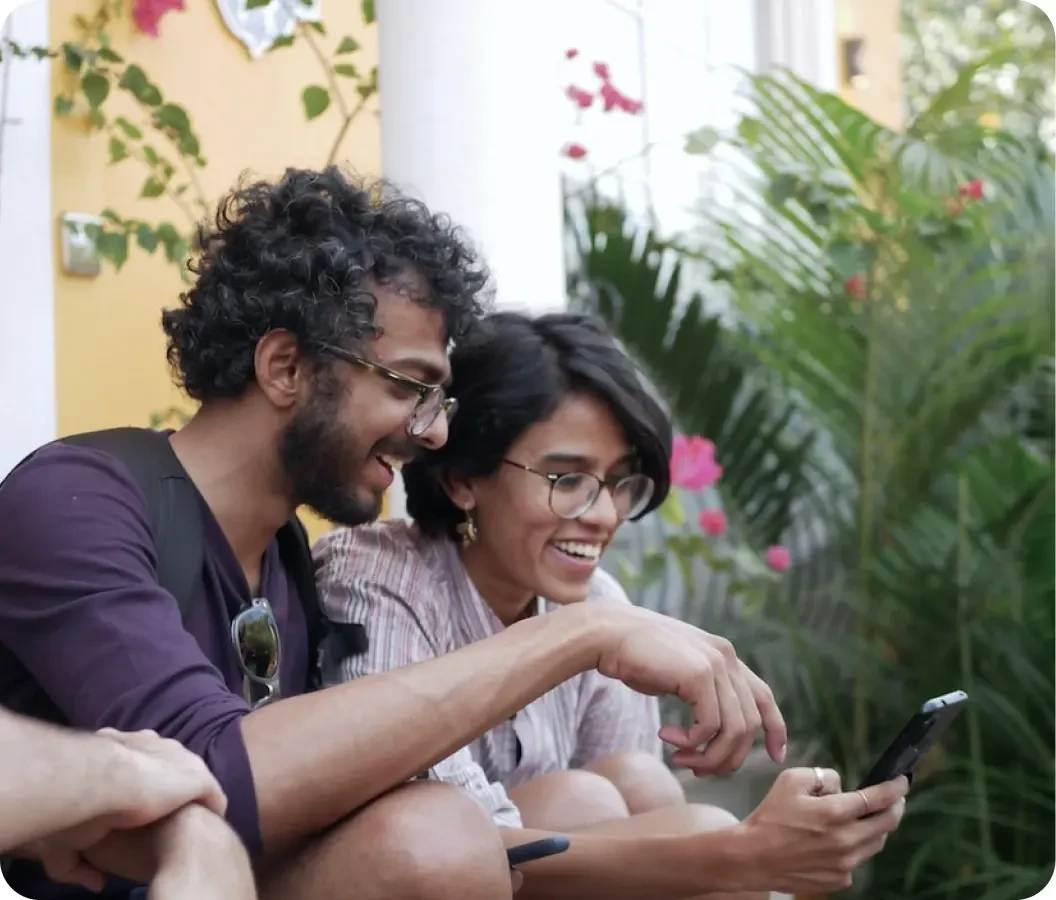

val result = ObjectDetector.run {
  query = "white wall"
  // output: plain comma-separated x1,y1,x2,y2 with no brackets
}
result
0,0,56,477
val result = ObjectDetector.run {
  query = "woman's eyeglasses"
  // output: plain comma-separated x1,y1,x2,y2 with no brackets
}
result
231,598,281,709
320,343,457,438
503,459,654,521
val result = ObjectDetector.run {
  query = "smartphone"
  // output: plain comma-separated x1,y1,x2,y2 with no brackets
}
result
857,690,968,790
506,836,571,868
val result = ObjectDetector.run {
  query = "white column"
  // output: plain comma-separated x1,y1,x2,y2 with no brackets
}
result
0,0,56,477
756,0,838,91
377,0,567,518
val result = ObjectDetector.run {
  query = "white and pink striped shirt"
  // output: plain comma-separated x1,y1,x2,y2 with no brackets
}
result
313,520,662,827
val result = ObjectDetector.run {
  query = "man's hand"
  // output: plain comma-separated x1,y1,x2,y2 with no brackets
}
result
733,768,909,894
27,728,227,892
591,605,787,775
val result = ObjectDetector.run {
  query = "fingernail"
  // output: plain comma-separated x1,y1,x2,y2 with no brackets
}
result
779,742,788,762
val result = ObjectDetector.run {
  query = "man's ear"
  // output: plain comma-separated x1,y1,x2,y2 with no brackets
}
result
254,330,310,410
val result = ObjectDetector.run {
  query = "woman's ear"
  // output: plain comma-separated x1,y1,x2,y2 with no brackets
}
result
441,474,475,512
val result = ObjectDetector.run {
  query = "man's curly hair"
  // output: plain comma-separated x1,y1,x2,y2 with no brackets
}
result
161,167,490,402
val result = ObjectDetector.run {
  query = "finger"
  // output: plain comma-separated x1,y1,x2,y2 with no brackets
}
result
724,664,763,773
194,769,229,818
822,778,908,825
742,664,787,763
782,766,841,796
42,851,107,892
689,666,747,775
682,659,722,749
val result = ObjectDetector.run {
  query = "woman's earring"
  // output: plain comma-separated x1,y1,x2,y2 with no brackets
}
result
456,508,478,547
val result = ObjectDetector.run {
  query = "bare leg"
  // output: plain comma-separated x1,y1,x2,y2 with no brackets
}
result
257,780,512,900
583,750,687,814
508,769,630,832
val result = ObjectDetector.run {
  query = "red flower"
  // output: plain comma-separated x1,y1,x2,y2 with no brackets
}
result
593,61,611,80
563,143,588,160
958,179,986,201
132,0,185,37
670,435,723,491
599,81,643,114
845,273,867,299
565,85,594,110
766,545,791,573
566,48,579,59
698,508,728,537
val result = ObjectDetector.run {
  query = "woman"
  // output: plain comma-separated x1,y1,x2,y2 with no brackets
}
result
314,310,725,833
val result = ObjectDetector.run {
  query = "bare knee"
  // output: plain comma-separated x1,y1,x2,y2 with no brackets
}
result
583,750,687,814
508,769,630,831
260,781,511,900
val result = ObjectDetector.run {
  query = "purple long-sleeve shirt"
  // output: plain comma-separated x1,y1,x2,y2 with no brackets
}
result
0,442,309,899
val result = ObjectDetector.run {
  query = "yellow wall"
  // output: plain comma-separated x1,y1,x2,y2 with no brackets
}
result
50,0,381,541
835,0,903,130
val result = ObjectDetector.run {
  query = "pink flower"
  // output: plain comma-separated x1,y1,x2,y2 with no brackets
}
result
565,85,594,109
566,48,580,59
670,435,724,491
593,61,611,80
132,0,185,36
563,142,588,160
698,508,728,537
845,273,866,299
958,179,986,200
766,545,791,573
599,81,643,114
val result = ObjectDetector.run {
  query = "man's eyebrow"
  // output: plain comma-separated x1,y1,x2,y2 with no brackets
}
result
384,356,449,386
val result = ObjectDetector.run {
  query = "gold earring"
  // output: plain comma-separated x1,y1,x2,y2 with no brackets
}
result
456,508,478,547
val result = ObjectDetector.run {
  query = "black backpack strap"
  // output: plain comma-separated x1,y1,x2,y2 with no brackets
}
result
58,428,205,618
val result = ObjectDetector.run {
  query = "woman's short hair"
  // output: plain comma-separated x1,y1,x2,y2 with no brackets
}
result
403,311,673,540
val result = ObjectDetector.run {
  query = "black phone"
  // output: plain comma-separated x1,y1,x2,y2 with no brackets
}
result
506,836,571,868
857,690,968,790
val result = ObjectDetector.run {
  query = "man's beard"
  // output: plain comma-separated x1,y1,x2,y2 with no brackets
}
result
279,376,382,527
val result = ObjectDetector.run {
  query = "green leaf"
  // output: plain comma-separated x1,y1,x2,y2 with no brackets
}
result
658,491,686,527
136,224,158,253
98,47,124,64
154,103,191,135
141,176,166,198
335,35,360,54
245,0,271,7
97,231,129,270
767,171,800,206
100,208,124,225
165,238,189,265
308,21,325,34
638,551,667,587
332,63,358,78
355,68,377,101
81,72,110,109
119,65,163,106
62,42,85,71
828,240,868,279
268,34,295,51
53,95,75,116
684,126,721,156
89,108,106,129
108,137,128,164
114,116,143,140
362,0,375,24
301,85,331,120
142,145,160,166
179,133,200,157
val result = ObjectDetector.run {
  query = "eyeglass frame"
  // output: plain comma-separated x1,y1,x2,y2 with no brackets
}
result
231,597,282,709
501,458,655,521
319,342,457,437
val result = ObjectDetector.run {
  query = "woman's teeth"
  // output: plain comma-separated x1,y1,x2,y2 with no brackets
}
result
553,541,601,561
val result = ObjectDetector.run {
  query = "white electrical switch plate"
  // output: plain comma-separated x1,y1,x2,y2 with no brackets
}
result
60,212,104,276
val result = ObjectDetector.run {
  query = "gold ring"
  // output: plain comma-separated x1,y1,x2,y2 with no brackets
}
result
812,766,826,795
856,789,870,815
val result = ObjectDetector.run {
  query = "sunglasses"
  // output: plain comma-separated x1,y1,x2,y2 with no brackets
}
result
231,598,281,709
320,343,457,438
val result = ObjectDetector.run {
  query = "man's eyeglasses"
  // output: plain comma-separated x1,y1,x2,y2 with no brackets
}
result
231,598,281,709
320,343,456,438
503,459,655,521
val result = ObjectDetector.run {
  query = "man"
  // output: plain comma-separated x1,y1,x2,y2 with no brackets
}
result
0,167,905,899
0,708,255,899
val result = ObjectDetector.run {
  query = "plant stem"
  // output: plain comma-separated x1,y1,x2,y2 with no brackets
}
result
327,97,366,167
956,473,993,865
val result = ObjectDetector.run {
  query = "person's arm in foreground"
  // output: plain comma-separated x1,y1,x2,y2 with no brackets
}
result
0,450,783,860
0,711,255,899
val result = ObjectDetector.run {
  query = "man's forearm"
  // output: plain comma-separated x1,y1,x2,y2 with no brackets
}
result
242,604,604,852
502,826,752,899
0,710,128,851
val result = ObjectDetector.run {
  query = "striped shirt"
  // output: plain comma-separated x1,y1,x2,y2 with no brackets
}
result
313,520,662,827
